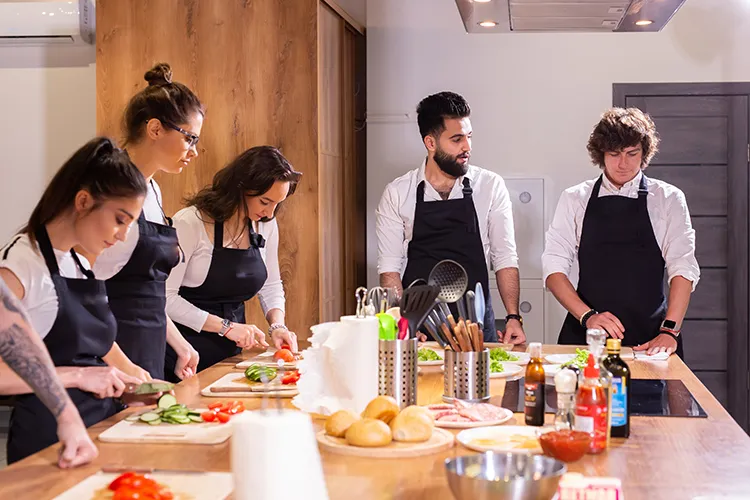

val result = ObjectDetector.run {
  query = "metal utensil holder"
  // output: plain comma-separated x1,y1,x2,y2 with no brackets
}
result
378,338,418,409
443,349,490,403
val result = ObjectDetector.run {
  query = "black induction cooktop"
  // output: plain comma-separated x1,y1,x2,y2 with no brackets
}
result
500,378,707,418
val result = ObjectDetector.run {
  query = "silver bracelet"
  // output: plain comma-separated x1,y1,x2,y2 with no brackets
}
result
268,323,287,336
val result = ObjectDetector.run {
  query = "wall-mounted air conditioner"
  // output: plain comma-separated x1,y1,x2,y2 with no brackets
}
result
0,0,95,46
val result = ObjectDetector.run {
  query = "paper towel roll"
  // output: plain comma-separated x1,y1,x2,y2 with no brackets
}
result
232,410,329,500
292,315,379,415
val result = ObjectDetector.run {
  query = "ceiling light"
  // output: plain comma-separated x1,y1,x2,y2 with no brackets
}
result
478,20,498,27
474,0,492,3
635,19,654,26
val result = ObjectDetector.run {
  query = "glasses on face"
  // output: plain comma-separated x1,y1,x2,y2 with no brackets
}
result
162,121,200,148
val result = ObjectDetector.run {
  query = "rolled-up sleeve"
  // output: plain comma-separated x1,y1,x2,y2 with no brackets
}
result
542,191,579,284
165,210,209,333
487,176,518,270
257,220,286,315
662,189,700,290
376,185,407,275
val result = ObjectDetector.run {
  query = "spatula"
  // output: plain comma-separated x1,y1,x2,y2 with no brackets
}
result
399,284,441,340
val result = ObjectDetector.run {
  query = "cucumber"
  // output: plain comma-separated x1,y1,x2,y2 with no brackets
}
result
157,394,178,410
172,415,192,424
125,414,141,422
139,412,161,423
189,414,204,423
147,419,162,426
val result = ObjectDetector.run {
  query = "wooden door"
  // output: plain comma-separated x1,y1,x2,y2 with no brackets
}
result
615,83,750,431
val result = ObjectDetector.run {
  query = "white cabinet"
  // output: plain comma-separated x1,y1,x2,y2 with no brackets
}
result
501,178,545,281
489,281,545,345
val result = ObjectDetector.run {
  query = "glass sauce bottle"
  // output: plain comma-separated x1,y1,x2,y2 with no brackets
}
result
575,354,608,454
524,342,546,426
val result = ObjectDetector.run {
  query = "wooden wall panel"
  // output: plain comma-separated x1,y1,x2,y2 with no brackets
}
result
96,0,319,340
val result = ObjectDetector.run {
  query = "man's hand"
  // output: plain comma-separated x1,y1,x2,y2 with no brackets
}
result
634,333,678,356
586,312,625,339
501,319,526,345
56,406,98,469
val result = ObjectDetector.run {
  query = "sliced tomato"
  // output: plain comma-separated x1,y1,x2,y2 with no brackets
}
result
228,401,245,414
282,371,300,385
216,412,231,423
109,472,137,490
208,402,224,410
201,411,216,422
273,349,295,363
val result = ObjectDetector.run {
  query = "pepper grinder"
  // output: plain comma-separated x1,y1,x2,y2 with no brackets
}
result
554,368,578,431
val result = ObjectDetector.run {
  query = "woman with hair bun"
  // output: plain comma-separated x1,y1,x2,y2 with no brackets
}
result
0,137,150,463
93,63,205,381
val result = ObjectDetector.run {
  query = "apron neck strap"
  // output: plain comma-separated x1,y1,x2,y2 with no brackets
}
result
70,250,95,279
34,226,61,276
462,177,472,197
638,173,649,197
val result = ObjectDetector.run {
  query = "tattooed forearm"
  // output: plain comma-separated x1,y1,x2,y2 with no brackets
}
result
0,279,69,417
0,323,68,417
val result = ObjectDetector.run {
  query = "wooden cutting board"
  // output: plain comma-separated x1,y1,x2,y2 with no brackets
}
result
201,373,299,398
52,470,233,499
98,416,232,445
235,349,298,369
316,427,454,458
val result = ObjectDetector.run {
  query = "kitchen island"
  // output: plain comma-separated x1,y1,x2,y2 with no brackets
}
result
1,345,749,499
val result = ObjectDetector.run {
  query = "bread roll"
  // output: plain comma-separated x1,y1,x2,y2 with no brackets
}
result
345,418,393,447
361,395,400,424
390,405,434,443
325,409,361,438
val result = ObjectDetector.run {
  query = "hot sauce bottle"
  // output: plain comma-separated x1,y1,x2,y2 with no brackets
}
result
575,353,608,454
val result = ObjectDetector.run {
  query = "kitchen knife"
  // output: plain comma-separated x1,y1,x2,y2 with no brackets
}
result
465,291,476,323
475,282,485,329
125,381,174,395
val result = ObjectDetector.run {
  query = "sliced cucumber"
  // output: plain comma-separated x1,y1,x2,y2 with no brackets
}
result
157,394,178,410
188,414,203,423
147,419,162,426
140,412,161,423
125,414,141,422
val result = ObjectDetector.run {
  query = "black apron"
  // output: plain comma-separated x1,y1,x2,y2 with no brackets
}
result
105,184,180,379
7,227,120,464
557,174,682,357
165,219,268,379
402,177,497,341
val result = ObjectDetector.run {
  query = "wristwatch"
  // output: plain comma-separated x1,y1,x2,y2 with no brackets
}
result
661,319,679,331
268,323,287,336
218,318,233,337
505,314,523,326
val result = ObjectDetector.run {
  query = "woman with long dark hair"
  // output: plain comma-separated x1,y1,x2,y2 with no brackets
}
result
0,137,149,463
164,146,301,376
92,63,204,381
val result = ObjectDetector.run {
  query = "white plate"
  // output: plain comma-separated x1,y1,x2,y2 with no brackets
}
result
545,353,577,364
489,364,524,379
543,364,562,377
456,425,544,454
434,407,514,429
417,347,445,366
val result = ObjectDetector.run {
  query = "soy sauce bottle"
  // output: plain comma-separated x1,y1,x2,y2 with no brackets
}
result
602,338,631,438
524,342,545,426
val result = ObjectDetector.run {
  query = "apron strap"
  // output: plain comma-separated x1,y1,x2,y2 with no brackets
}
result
586,175,605,211
249,220,266,249
70,250,95,279
214,220,224,249
462,177,477,234
416,180,426,203
34,226,61,276
2,235,22,260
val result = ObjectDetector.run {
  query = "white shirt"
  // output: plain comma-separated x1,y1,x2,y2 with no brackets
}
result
0,234,91,339
165,206,286,333
376,161,518,275
542,171,700,290
93,181,166,280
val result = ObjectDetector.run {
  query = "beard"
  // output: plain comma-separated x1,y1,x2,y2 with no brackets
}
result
434,147,469,177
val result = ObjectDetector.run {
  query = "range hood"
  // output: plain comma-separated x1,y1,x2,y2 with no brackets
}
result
454,0,688,33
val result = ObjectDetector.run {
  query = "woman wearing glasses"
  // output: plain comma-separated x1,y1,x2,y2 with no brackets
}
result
92,63,205,381
164,147,301,376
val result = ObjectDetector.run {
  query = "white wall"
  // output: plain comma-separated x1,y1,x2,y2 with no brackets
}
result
366,0,750,341
0,44,96,242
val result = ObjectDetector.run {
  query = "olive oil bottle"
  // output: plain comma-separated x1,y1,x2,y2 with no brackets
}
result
602,338,631,438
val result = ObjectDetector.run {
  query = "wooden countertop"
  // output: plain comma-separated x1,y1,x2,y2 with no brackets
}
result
1,345,749,499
